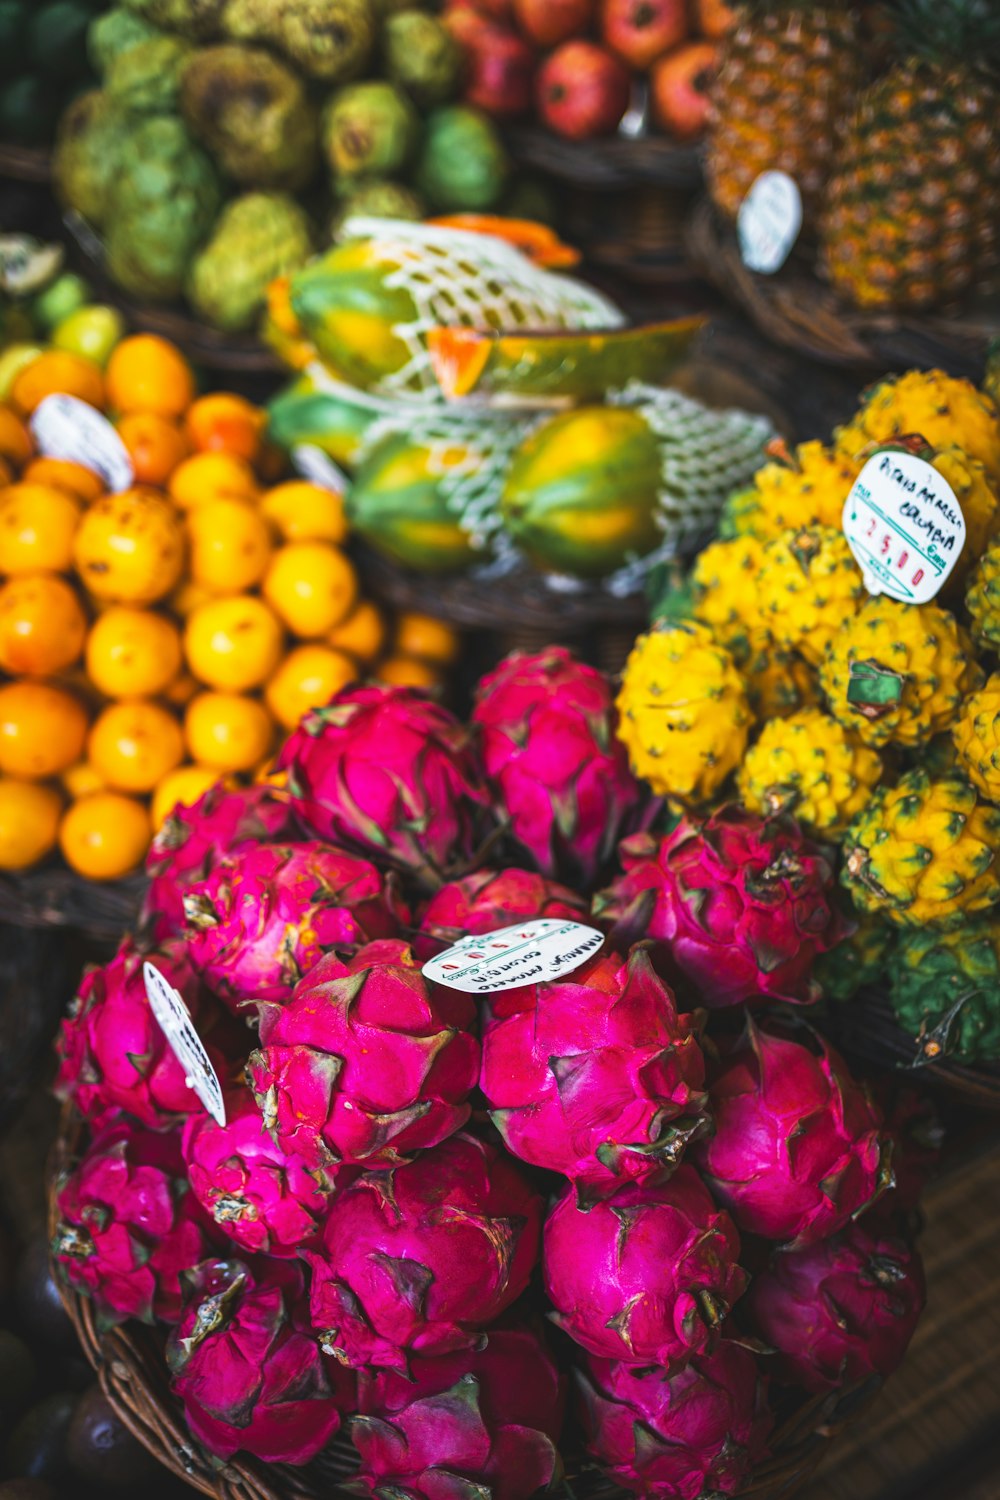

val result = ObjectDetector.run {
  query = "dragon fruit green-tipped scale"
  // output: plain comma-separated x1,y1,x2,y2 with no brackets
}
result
277,684,490,883
305,1132,542,1374
248,939,479,1170
479,946,710,1201
471,647,651,886
543,1166,747,1371
695,1018,891,1247
183,841,407,1011
577,1341,773,1498
167,1258,351,1465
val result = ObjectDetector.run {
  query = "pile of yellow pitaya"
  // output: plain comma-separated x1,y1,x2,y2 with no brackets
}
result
51,649,930,1497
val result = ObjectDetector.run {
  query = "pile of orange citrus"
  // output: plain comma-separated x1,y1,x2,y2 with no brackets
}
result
0,333,459,880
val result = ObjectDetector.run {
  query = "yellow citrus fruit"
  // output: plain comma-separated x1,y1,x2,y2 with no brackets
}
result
260,481,347,544
0,575,88,676
168,582,215,618
162,670,200,708
151,763,223,831
0,777,63,869
265,645,357,731
185,392,265,461
187,498,273,594
395,612,460,666
0,483,81,573
62,760,107,799
0,680,88,778
59,791,151,879
20,458,104,504
263,542,357,638
10,350,105,416
73,489,184,604
377,655,442,690
0,407,33,469
184,595,284,691
327,599,387,663
85,607,183,699
185,691,273,771
168,452,259,511
88,699,185,793
116,411,190,488
105,335,195,419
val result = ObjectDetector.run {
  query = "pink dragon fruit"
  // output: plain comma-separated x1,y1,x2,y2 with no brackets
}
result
479,947,709,1201
415,866,589,961
305,1133,542,1373
55,938,216,1131
248,939,479,1170
167,1258,351,1464
543,1166,747,1370
183,842,407,1011
471,647,649,885
694,1019,890,1247
745,1222,926,1393
594,810,847,1008
577,1342,773,1498
277,686,489,882
352,1327,565,1500
51,1121,215,1326
182,1090,339,1258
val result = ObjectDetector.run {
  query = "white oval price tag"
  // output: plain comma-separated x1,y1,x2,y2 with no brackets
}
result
422,919,605,995
292,444,348,495
31,394,134,493
143,962,226,1126
737,171,802,274
842,450,965,604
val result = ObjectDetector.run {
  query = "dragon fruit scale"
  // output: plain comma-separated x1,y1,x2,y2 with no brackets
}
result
480,947,710,1201
543,1166,747,1370
415,866,588,962
182,1090,337,1258
167,1258,351,1465
305,1133,543,1373
55,938,214,1132
183,841,407,1011
277,685,489,883
51,1121,215,1326
577,1342,773,1499
471,647,650,886
695,1019,891,1248
353,1327,565,1500
746,1222,926,1394
594,809,847,1008
248,939,479,1170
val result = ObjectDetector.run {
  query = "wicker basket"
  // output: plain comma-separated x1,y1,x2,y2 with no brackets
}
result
0,142,53,183
687,199,1000,380
50,1101,884,1500
0,865,143,941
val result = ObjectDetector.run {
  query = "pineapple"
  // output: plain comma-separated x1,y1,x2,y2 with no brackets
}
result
757,525,866,664
742,630,822,719
820,597,982,747
814,907,894,1002
953,675,1000,802
737,708,882,835
842,768,1000,928
821,0,1000,312
891,922,1000,1062
616,621,754,802
718,440,863,542
691,535,768,655
966,543,1000,650
835,370,1000,487
706,3,862,232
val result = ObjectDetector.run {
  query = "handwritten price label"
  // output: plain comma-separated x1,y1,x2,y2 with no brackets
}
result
737,171,802,274
144,963,226,1126
422,919,605,995
842,450,966,605
31,394,134,493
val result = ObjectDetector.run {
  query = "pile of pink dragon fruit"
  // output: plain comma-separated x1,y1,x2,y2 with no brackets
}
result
51,648,930,1500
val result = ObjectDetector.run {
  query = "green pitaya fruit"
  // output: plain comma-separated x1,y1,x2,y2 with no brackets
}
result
188,192,313,332
890,921,1000,1063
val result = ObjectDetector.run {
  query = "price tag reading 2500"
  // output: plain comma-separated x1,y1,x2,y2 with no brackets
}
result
422,919,605,995
842,449,966,605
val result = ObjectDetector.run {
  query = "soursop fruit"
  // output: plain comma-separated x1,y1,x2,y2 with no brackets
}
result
53,90,125,227
88,8,164,75
120,0,226,39
104,115,222,300
180,44,318,190
221,0,374,83
189,192,313,332
106,34,193,114
322,82,419,182
415,106,509,212
383,10,463,108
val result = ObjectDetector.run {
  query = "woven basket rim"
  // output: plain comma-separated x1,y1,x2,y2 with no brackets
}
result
505,125,703,192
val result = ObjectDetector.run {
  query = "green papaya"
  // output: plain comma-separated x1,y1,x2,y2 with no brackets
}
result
347,429,485,573
267,377,380,471
288,238,418,390
500,407,663,578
